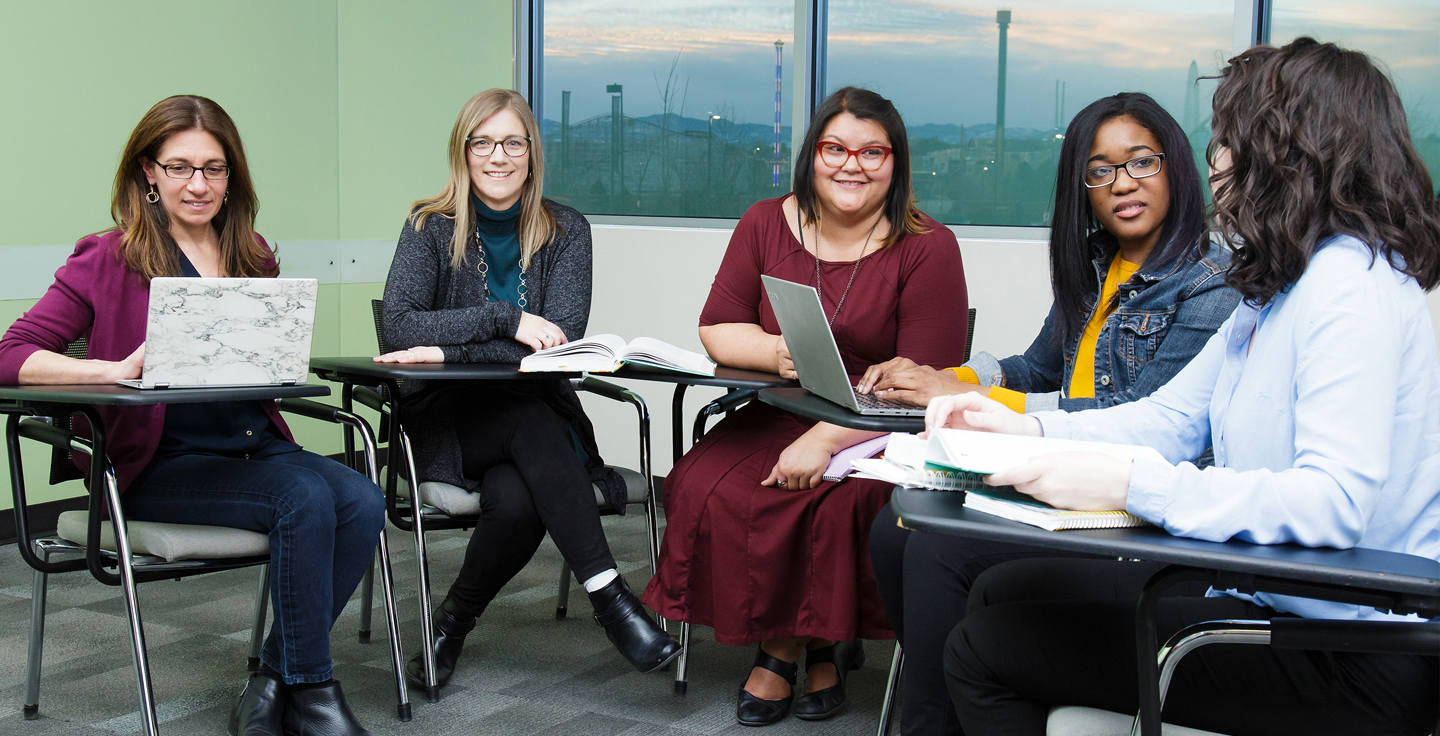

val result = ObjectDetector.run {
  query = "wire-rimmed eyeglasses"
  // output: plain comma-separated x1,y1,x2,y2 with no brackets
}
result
1084,153,1165,188
155,163,231,180
467,136,531,158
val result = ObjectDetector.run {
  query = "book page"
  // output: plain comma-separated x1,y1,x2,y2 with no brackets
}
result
930,428,1169,475
620,336,716,375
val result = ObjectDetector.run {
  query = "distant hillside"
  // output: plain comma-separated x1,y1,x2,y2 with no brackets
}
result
543,114,1059,147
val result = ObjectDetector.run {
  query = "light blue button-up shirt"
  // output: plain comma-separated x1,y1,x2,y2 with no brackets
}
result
1036,235,1440,621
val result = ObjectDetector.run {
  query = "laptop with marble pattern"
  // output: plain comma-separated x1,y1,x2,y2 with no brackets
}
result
116,277,318,389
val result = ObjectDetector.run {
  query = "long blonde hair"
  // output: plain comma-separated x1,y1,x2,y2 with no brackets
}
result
410,89,557,270
110,95,272,281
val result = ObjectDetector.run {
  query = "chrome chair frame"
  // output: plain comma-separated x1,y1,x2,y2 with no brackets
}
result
355,299,663,703
9,400,412,735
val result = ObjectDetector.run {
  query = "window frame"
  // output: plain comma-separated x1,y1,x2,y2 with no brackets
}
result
517,0,1273,237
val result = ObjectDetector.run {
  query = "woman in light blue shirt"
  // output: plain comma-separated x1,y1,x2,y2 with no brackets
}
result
927,37,1440,735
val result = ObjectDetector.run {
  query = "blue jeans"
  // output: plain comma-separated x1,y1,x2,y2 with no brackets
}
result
124,443,385,684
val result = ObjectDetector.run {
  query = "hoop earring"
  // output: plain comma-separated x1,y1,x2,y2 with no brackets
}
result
146,185,159,204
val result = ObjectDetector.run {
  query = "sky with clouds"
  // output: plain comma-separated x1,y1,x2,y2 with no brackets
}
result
542,0,1439,137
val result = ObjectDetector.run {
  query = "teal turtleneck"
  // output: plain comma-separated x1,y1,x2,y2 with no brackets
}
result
471,192,525,308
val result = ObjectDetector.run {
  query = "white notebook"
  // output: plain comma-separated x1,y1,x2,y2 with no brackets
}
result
519,334,716,376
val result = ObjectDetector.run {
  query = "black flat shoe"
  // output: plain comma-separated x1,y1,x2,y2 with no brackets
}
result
281,680,370,736
736,645,799,727
229,672,285,736
587,576,682,673
405,596,476,690
793,640,866,721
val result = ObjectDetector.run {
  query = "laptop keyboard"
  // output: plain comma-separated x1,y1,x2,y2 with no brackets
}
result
853,389,917,411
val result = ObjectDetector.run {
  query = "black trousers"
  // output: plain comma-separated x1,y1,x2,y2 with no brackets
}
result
444,388,615,615
870,505,1154,736
944,557,1439,736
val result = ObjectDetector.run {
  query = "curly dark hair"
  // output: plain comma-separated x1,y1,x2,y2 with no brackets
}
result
1208,37,1440,304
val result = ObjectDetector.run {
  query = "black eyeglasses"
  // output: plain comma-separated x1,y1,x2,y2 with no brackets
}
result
1084,153,1165,188
466,136,531,157
155,162,231,180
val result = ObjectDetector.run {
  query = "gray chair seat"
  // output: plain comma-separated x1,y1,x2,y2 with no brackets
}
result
389,465,649,517
56,510,270,562
1047,706,1227,736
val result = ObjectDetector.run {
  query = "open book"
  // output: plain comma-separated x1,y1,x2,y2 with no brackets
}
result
854,430,1156,531
519,335,717,376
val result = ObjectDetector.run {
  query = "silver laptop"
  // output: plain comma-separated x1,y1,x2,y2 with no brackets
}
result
117,277,318,389
761,275,925,416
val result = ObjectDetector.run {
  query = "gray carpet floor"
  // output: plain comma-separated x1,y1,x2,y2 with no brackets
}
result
0,509,902,735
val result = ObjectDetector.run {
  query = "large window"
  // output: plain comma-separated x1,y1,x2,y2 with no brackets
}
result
536,1,1439,224
540,0,795,218
826,0,1233,227
1271,1,1440,197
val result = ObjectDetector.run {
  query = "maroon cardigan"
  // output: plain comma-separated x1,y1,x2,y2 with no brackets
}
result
0,230,295,493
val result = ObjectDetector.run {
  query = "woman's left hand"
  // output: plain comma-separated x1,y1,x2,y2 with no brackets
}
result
985,451,1132,511
761,432,833,491
373,346,445,363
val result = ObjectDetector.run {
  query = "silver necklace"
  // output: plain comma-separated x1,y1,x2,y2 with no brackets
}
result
797,208,880,326
475,223,529,312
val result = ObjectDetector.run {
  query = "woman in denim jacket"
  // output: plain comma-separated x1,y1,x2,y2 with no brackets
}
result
863,93,1240,736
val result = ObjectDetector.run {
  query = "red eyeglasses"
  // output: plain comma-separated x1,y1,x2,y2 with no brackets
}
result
815,141,893,171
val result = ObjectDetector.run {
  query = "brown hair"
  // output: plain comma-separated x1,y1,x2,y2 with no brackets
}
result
410,89,558,270
792,86,928,248
1209,37,1440,304
110,95,273,281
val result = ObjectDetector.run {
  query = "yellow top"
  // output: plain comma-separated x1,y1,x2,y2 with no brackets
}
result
945,254,1140,411
1068,255,1141,399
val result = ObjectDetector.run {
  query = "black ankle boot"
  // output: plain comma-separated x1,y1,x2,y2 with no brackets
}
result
405,596,476,690
736,645,798,727
228,671,285,736
282,680,370,736
586,576,681,673
793,640,865,721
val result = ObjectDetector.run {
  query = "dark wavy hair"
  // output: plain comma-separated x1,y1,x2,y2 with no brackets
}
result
792,86,928,248
1049,93,1208,348
1209,37,1440,304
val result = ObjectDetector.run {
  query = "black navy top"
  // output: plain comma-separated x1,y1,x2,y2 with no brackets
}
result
153,249,298,459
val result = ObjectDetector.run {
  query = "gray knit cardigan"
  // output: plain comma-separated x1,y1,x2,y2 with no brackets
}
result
380,200,627,511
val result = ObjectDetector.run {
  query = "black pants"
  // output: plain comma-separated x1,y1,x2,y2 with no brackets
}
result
945,557,1439,736
444,388,615,615
870,505,1150,736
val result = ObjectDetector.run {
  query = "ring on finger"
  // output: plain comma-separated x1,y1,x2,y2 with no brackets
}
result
777,479,787,487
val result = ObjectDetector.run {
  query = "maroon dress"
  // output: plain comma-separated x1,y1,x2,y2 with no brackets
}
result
642,196,969,645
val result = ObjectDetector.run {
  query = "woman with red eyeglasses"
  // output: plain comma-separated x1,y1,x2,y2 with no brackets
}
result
641,86,968,726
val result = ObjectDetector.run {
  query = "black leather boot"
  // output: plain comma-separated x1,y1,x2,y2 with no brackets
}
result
793,640,865,721
228,672,285,736
405,596,476,690
586,576,681,673
735,645,798,727
281,680,370,736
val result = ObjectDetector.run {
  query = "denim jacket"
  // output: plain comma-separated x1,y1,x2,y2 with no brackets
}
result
965,231,1240,412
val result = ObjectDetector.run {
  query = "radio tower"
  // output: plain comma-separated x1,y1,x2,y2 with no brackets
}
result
773,40,784,187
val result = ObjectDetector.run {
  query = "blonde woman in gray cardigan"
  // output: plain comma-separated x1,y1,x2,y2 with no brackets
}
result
376,89,680,691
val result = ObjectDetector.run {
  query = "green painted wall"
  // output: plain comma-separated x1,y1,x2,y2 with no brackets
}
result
0,0,512,510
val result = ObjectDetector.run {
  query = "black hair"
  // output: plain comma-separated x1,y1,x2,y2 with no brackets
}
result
792,86,928,247
1049,92,1208,349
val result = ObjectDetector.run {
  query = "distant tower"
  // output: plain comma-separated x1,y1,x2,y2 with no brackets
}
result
1183,60,1201,132
995,10,1011,173
773,40,784,187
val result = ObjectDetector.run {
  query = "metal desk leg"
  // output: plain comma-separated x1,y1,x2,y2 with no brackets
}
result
1131,566,1210,736
24,544,50,720
670,384,689,469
